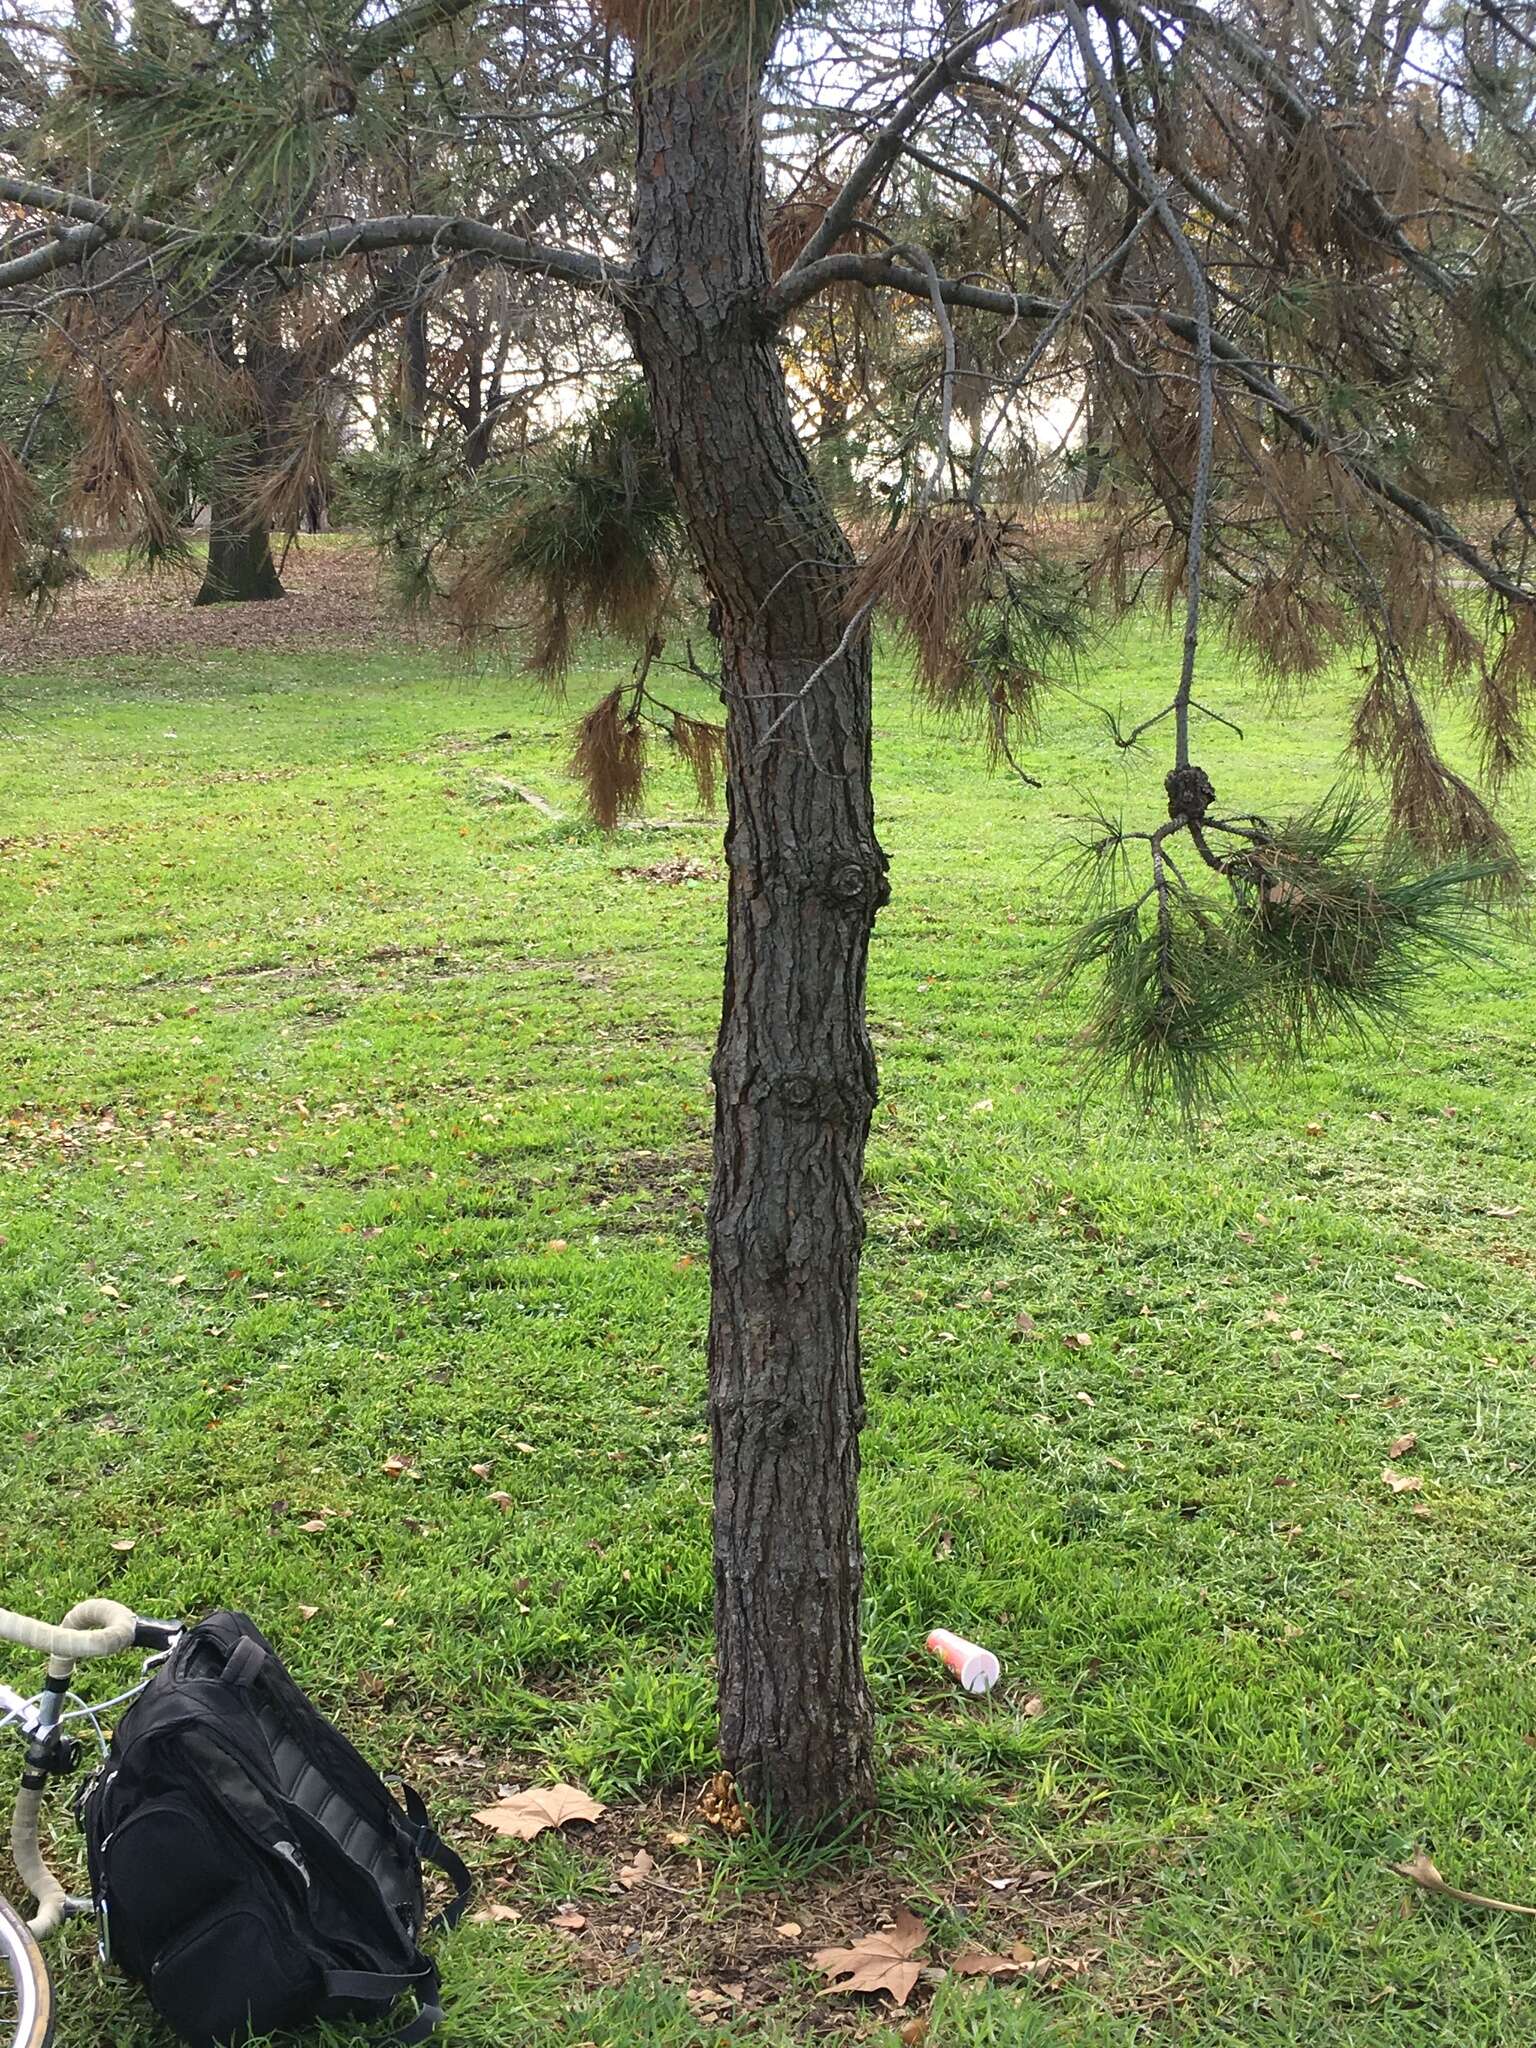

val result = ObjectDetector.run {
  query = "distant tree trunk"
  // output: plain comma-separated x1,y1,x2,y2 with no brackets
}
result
195,326,287,605
626,29,883,1834
193,503,284,604
402,302,429,441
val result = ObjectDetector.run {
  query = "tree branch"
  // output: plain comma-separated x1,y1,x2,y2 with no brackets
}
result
347,0,483,79
776,253,1530,606
0,178,628,297
786,1,1048,277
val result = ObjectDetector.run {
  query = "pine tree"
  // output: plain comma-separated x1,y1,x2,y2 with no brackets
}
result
1,0,1531,1832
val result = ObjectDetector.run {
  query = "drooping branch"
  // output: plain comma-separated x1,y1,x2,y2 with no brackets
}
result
771,255,1531,609
1065,0,1216,772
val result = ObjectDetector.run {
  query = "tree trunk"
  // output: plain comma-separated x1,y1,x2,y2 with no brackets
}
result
193,505,285,605
402,302,430,441
626,28,884,1834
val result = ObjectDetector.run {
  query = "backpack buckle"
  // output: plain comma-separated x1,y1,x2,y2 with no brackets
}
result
96,1892,112,1967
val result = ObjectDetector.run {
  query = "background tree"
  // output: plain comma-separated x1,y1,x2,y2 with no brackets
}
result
1,0,1532,1833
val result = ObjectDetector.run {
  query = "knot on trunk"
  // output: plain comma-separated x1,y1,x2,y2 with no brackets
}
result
762,1070,875,1124
1165,763,1216,823
824,855,891,913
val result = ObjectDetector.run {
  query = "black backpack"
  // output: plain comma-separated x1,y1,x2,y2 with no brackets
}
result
79,1611,471,2047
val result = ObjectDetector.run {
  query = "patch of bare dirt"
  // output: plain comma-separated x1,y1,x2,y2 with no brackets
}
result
618,856,722,885
412,1766,1134,2038
0,539,442,672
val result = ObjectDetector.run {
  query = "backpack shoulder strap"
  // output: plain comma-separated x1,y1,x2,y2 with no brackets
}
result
399,1783,473,1930
321,1964,444,2043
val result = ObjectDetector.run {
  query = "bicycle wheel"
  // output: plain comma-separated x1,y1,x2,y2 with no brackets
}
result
0,1900,51,2048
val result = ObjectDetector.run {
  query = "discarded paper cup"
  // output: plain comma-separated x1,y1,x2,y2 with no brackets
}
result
927,1628,1001,1695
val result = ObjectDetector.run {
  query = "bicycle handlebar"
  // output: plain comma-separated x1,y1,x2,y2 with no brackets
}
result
0,1601,138,1675
2,1600,182,1937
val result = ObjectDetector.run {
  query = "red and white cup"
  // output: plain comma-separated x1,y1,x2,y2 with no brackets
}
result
926,1628,1001,1695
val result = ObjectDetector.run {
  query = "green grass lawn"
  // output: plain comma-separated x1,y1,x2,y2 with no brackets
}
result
2,603,1535,2046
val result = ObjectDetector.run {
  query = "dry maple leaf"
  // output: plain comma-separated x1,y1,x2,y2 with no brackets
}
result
1389,1851,1536,1917
1387,1431,1418,1460
1381,1463,1424,1495
814,1908,928,2005
617,1849,654,1890
472,1784,605,1840
951,1950,1024,1978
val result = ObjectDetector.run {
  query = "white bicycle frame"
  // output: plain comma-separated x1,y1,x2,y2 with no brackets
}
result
0,1603,178,1938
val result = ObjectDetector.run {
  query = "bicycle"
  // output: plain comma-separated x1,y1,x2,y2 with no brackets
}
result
1,1600,181,2048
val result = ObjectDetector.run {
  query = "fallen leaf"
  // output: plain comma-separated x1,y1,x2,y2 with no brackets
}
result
1487,1204,1522,1218
514,1441,537,1456
1381,1463,1424,1495
981,1877,1018,1893
471,1903,521,1925
1063,1332,1092,1351
546,1239,569,1253
1389,1851,1536,1917
550,1909,587,1932
686,1986,736,2013
1105,1455,1127,1471
472,1784,606,1840
109,1538,136,1553
382,1455,412,1477
951,1950,1024,1978
1272,1475,1296,1489
1020,1693,1046,1718
298,1517,328,1533
814,1908,928,2005
664,1828,691,1848
1075,1390,1096,1407
166,1273,188,1289
470,1462,493,1480
1013,1310,1039,1338
487,1491,514,1511
898,2020,929,2048
296,1604,319,1620
618,1849,655,1890
1393,1273,1428,1291
775,1920,803,1939
1387,1431,1418,1460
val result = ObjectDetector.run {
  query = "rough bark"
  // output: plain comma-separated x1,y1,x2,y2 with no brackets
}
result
626,34,883,1833
193,506,284,604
